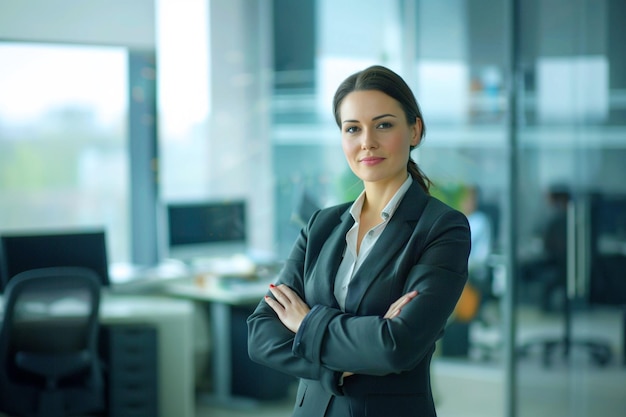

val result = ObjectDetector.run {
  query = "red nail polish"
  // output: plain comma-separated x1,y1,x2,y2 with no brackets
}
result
269,284,276,288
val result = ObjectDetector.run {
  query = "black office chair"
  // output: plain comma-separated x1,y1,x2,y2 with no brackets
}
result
516,272,613,367
0,267,105,417
517,194,615,368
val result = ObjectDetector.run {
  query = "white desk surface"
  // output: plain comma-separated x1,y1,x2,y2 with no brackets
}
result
161,274,273,305
109,258,276,306
100,291,192,317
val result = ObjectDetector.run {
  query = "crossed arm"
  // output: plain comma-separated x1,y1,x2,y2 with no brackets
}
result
264,284,419,379
265,284,418,333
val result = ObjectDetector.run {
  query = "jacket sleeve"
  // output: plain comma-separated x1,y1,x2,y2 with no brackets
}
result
246,211,343,394
293,207,470,376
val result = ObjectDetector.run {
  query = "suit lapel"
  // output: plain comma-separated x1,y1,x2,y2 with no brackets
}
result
311,207,353,308
344,182,428,313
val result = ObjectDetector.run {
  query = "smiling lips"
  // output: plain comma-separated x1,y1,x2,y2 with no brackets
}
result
360,156,385,166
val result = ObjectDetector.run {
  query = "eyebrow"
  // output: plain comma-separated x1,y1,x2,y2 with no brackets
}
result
341,113,398,125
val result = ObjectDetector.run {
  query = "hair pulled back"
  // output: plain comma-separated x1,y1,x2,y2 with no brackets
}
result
332,65,431,194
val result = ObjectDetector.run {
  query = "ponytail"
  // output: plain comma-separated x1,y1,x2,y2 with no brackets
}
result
408,158,431,194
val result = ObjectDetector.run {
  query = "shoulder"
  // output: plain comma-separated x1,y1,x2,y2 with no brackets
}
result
316,201,352,218
401,182,468,226
302,201,352,237
418,193,470,237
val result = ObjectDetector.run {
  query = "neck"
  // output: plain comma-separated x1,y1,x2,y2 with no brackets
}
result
362,175,406,216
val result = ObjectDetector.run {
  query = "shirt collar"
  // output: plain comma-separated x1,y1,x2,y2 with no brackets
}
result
349,175,413,222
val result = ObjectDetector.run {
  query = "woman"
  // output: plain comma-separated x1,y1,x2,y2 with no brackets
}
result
247,65,470,417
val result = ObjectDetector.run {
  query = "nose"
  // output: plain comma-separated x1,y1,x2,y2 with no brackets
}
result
360,129,378,150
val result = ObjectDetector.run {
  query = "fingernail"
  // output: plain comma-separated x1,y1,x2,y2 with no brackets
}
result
269,284,276,288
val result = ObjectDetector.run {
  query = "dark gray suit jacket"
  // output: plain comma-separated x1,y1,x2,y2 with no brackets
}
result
247,181,471,417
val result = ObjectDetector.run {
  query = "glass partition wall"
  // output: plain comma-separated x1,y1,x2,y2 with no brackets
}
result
514,0,626,416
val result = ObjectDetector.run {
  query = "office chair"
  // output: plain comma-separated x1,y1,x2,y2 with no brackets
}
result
516,276,613,367
0,267,105,417
517,195,614,368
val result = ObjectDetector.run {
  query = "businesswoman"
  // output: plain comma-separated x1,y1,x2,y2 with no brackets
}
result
247,65,471,417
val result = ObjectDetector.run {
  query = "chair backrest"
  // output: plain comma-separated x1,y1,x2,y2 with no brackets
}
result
0,267,101,383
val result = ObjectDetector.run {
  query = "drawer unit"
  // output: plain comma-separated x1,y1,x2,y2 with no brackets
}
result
100,325,158,417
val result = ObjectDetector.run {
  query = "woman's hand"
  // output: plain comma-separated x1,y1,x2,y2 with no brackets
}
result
265,284,310,333
383,290,418,319
341,291,416,382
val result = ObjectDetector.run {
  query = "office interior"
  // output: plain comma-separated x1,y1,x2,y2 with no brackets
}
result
1,1,625,416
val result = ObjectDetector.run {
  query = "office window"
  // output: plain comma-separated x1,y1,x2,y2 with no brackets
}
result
156,0,210,200
0,43,129,262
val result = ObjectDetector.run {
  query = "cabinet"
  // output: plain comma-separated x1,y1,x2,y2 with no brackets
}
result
100,325,158,417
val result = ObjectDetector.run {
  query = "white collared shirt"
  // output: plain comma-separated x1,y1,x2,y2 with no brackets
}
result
333,176,413,310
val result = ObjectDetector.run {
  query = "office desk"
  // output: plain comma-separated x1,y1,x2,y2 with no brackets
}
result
1,293,195,417
100,293,195,417
160,275,290,408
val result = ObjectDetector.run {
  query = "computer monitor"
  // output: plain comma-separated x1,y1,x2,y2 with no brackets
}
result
0,229,110,292
164,199,247,262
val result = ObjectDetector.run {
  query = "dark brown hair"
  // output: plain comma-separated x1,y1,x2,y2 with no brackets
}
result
332,65,431,194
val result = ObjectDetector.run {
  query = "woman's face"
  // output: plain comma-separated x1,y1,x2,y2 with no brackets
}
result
339,89,421,187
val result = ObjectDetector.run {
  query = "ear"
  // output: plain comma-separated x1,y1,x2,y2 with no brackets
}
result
410,118,422,147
